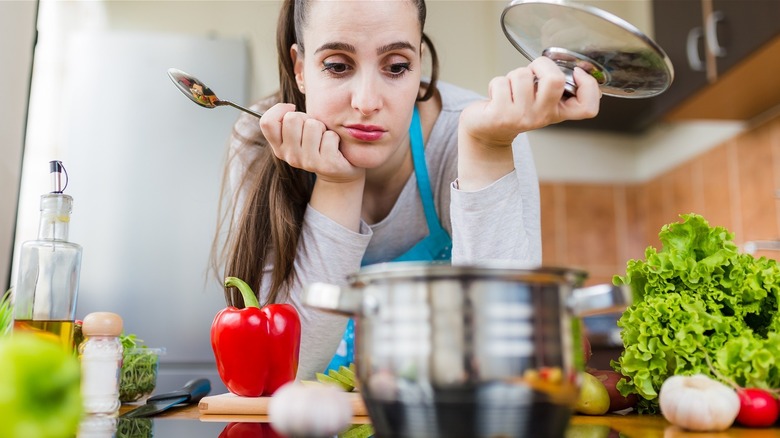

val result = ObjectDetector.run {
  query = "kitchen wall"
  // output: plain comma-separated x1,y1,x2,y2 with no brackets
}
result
541,110,780,286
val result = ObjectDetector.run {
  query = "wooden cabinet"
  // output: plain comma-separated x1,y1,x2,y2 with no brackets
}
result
709,0,780,74
649,0,709,114
555,0,780,133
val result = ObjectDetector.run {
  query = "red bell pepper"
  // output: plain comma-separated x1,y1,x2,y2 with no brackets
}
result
211,277,301,397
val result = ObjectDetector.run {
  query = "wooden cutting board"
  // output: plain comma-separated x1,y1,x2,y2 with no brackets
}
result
198,391,368,417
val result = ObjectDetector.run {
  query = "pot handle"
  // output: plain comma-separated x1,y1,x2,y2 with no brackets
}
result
568,284,631,317
303,282,363,316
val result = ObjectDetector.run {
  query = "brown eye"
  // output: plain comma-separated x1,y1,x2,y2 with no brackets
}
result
322,62,350,75
388,63,411,75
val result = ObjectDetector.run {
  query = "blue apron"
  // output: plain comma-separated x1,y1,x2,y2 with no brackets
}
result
324,106,452,373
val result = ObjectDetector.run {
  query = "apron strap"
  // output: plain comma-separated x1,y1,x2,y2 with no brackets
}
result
409,106,446,236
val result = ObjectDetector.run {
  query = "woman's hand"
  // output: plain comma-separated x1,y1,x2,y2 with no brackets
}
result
260,103,365,184
460,56,601,149
456,57,601,190
260,103,365,232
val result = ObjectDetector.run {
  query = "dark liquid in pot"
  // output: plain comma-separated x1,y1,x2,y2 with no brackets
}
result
364,389,572,438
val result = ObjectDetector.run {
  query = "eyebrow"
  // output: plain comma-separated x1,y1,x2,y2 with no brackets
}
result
376,41,416,55
314,41,417,55
314,42,356,54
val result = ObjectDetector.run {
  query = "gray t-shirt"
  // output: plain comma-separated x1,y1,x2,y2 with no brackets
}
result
229,81,541,380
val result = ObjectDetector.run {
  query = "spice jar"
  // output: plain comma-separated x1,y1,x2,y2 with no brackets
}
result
79,312,123,415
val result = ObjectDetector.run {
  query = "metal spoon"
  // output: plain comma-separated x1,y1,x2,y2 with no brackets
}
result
167,68,263,119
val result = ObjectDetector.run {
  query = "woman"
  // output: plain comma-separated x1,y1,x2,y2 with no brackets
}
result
214,0,601,380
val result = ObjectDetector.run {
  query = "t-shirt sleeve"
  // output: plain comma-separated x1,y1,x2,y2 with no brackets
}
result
450,133,542,265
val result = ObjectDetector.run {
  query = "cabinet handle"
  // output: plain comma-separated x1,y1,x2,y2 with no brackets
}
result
705,10,727,57
686,26,705,71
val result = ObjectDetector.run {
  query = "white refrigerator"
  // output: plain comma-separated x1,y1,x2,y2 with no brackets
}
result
14,30,254,395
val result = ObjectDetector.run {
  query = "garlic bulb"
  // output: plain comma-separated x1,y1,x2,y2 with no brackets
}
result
268,382,353,437
659,374,740,432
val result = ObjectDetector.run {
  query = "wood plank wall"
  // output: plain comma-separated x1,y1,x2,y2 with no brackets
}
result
540,115,780,286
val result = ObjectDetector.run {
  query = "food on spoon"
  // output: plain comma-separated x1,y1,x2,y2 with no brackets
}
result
612,213,780,413
574,372,610,415
659,374,739,432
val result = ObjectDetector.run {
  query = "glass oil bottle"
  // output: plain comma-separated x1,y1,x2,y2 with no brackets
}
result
13,161,83,351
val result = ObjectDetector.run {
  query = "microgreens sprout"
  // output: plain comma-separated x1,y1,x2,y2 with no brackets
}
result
118,333,160,402
116,418,153,438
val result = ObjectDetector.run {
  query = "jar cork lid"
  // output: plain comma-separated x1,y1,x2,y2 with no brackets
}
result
82,312,123,336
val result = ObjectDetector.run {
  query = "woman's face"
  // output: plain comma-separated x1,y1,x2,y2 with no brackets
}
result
293,0,422,169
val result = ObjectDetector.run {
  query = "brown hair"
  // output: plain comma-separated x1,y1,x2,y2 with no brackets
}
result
213,0,440,307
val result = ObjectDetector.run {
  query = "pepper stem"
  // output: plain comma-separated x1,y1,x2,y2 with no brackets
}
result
225,277,261,309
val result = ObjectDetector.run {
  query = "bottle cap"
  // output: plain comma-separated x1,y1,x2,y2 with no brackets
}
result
82,312,123,337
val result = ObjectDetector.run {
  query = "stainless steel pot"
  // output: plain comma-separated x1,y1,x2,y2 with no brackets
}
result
304,262,630,438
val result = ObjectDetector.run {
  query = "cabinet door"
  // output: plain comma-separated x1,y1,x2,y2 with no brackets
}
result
651,0,709,115
709,0,780,74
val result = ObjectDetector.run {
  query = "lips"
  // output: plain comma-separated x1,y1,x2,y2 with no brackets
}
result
344,124,386,142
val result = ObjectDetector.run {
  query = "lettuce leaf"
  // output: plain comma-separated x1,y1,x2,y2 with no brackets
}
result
612,213,780,413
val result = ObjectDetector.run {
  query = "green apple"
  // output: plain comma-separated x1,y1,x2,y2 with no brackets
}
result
575,372,610,415
0,333,83,438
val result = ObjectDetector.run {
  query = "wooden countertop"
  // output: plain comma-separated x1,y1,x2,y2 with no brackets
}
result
133,404,780,437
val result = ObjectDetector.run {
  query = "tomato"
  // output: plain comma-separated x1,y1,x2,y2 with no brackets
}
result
735,388,779,428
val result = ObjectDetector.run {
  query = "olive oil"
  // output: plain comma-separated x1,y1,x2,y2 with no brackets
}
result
12,162,82,353
13,319,75,351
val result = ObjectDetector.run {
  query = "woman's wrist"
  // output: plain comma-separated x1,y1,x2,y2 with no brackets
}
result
310,176,365,232
456,125,515,191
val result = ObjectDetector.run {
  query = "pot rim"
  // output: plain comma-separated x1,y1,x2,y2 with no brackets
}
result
349,261,588,286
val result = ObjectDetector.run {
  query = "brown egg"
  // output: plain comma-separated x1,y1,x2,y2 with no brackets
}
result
81,312,123,337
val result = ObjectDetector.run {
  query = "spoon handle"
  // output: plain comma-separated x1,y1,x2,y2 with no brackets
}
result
221,100,264,119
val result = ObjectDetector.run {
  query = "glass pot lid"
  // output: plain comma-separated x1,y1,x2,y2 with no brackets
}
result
501,0,674,98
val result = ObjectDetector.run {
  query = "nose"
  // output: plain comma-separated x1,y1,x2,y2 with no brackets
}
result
351,72,383,116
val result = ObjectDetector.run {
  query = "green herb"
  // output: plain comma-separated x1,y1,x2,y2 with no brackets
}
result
0,289,12,337
116,418,153,438
612,213,780,414
119,333,160,402
120,332,144,350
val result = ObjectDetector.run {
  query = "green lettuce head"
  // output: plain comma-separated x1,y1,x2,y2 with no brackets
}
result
612,213,780,413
